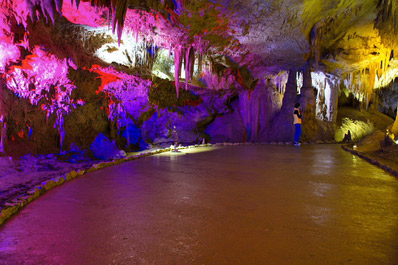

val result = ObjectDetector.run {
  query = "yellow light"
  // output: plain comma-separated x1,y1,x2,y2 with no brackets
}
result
334,118,374,142
155,146,220,157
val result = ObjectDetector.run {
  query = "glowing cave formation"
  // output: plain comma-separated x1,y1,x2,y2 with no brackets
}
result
0,0,397,156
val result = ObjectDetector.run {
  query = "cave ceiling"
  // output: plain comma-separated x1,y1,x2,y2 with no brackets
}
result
1,0,398,79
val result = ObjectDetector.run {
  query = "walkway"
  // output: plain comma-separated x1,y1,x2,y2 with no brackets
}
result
0,144,397,264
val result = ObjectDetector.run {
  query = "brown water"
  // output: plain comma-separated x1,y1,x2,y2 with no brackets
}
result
1,144,397,264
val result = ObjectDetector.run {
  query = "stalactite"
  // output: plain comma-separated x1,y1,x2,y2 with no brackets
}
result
189,47,195,82
197,53,203,77
111,2,117,35
328,78,340,123
117,21,124,45
383,50,388,74
375,0,398,45
185,45,191,90
179,48,184,79
395,6,398,33
54,0,62,15
74,0,80,9
174,46,181,98
309,20,324,69
369,63,377,91
272,71,288,94
359,69,366,109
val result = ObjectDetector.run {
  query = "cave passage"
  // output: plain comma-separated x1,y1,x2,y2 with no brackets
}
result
0,145,397,264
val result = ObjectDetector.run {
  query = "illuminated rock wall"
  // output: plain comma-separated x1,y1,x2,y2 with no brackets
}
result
0,0,397,155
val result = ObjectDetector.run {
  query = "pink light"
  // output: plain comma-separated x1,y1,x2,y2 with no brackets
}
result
0,42,20,71
6,46,77,121
3,0,30,27
85,64,151,123
62,1,107,28
123,9,187,49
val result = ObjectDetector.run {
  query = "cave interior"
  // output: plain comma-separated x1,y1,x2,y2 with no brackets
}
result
0,0,398,158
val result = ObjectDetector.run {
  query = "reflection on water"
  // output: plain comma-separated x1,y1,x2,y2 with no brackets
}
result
306,181,334,225
309,181,333,198
306,205,331,226
309,148,336,176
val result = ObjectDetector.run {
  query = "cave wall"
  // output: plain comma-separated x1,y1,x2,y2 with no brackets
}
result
1,0,398,156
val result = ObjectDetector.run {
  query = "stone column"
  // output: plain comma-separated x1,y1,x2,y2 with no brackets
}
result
282,69,298,109
299,66,317,141
300,66,315,110
268,69,297,142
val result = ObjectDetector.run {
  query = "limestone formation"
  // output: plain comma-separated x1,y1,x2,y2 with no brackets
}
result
0,0,397,155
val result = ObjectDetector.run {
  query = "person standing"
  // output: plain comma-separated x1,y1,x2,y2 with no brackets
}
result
172,126,179,152
293,103,302,146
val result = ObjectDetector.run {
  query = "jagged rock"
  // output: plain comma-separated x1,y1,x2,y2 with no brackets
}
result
206,112,245,143
238,81,276,142
90,133,126,160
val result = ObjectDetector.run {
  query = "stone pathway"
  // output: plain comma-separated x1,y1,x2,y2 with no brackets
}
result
0,145,397,264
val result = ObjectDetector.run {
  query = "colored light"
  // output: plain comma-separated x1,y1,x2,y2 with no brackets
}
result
62,1,107,27
0,42,20,71
334,118,374,142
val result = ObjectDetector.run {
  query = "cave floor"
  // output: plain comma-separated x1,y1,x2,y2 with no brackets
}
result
0,145,397,265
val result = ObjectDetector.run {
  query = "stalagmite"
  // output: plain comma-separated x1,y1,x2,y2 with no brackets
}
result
58,115,65,153
0,115,6,153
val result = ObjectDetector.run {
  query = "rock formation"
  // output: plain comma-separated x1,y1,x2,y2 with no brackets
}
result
0,0,397,156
